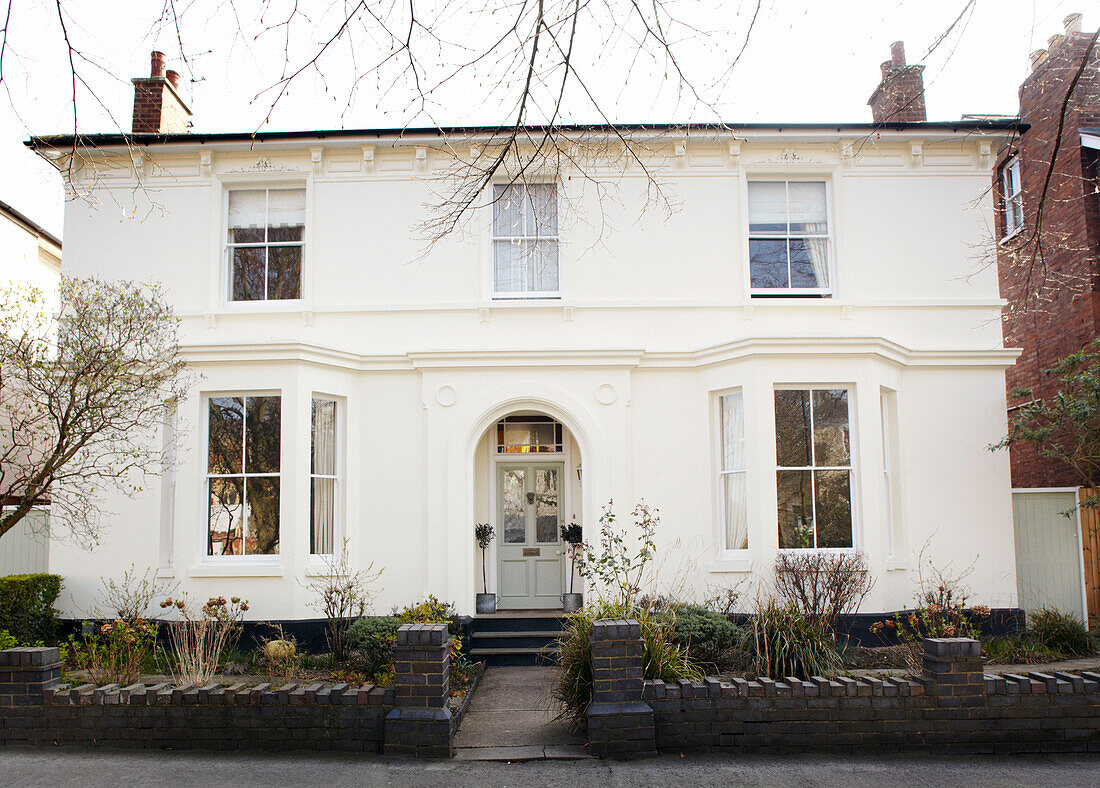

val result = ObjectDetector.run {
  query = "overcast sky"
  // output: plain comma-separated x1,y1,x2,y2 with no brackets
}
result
1,0,1094,240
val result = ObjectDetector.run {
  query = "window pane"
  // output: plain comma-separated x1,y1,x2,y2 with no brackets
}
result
208,397,244,474
228,189,267,239
723,472,748,550
493,184,523,236
531,240,559,292
268,225,303,243
790,239,828,288
245,477,280,555
788,182,827,233
267,247,301,299
814,470,852,548
747,182,787,233
775,390,812,467
812,389,850,466
493,240,525,292
229,227,265,244
749,239,788,288
721,392,744,471
245,396,281,473
502,469,526,543
311,477,335,555
535,468,559,543
311,399,337,475
777,469,814,548
525,184,558,236
208,476,243,555
232,247,267,301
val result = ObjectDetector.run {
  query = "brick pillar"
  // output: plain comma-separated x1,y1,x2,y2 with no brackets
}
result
0,647,62,745
921,637,987,710
586,619,656,758
383,623,453,758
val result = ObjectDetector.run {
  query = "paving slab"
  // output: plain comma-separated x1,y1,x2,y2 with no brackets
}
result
454,666,586,757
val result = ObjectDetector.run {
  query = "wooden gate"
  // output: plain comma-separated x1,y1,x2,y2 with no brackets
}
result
1079,489,1100,626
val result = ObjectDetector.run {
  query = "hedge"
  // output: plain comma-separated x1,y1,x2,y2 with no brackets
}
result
0,573,62,644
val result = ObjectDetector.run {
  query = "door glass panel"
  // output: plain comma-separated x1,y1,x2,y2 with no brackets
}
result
502,469,526,543
535,468,559,543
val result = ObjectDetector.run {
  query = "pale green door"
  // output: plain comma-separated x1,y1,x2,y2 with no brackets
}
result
497,463,565,610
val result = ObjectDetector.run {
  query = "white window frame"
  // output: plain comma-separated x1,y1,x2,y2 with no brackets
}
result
717,389,749,553
309,395,342,559
220,179,309,308
202,391,283,563
746,178,834,298
773,384,857,551
1002,158,1024,238
490,181,562,300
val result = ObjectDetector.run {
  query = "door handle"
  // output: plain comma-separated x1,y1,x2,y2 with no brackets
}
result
526,492,536,505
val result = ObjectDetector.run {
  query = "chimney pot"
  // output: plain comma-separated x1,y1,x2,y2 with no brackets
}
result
166,70,180,89
1048,34,1065,50
880,60,894,76
1029,49,1048,71
133,52,191,134
890,41,906,66
1064,13,1083,35
150,51,166,78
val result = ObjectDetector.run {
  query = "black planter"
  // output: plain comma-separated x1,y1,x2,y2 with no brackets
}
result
476,593,497,615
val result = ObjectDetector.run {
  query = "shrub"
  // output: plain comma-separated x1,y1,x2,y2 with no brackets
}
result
741,598,841,679
301,541,382,662
347,615,400,676
92,564,176,621
0,573,62,645
665,604,739,667
576,501,660,607
1029,607,1092,657
773,551,874,633
160,595,248,685
0,629,19,650
68,618,158,686
394,596,467,677
553,600,702,724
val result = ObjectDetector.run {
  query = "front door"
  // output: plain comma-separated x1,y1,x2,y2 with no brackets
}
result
497,462,564,610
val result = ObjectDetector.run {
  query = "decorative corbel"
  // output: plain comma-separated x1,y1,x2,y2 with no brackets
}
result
200,150,213,178
978,140,992,169
908,139,923,167
310,146,323,175
362,145,375,174
415,146,428,173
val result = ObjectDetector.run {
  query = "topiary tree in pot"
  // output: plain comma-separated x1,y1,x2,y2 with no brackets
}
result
475,523,496,614
560,521,584,611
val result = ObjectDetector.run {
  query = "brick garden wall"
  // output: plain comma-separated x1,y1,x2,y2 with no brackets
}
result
589,620,1100,757
0,622,454,757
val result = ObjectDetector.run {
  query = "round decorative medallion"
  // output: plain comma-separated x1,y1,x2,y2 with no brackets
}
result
595,383,617,405
436,385,458,407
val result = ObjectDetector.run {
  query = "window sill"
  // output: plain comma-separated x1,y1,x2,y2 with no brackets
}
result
304,561,337,577
707,556,754,573
188,564,285,578
156,568,176,579
885,558,909,571
490,294,563,301
999,226,1025,245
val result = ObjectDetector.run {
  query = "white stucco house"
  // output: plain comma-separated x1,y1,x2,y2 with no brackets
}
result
26,51,1024,624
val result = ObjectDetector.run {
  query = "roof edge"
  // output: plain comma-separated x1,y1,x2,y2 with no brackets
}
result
0,198,62,249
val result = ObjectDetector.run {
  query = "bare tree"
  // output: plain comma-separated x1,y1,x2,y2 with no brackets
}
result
0,277,189,544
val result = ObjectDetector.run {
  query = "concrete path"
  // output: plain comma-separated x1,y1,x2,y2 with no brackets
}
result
454,666,588,761
7,747,1100,786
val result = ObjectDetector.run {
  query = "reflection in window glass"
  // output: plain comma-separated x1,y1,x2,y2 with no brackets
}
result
207,395,281,556
748,181,830,293
228,188,305,301
502,469,526,543
536,468,559,543
496,415,564,453
774,388,853,549
492,183,560,296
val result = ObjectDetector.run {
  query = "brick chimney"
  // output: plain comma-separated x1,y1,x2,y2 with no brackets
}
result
867,41,927,123
131,51,192,134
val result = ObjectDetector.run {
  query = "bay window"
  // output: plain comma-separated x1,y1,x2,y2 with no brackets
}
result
774,388,853,549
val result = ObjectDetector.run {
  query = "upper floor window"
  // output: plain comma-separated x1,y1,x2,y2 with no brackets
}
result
719,391,748,551
207,395,281,556
492,183,559,298
748,181,830,296
774,388,853,549
227,188,305,302
1002,159,1023,237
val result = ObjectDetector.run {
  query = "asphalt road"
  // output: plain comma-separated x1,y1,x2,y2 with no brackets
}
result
5,747,1100,787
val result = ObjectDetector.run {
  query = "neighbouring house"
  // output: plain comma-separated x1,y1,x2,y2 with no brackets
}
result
25,46,1022,630
0,197,61,575
994,13,1100,625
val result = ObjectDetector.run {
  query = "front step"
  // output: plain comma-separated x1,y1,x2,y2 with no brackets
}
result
468,615,566,667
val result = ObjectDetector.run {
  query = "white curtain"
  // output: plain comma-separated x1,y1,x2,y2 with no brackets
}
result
721,393,748,551
228,189,267,229
805,237,829,288
311,399,336,555
747,181,787,233
267,188,306,228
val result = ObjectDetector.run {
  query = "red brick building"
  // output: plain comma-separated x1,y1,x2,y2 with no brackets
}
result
996,13,1100,489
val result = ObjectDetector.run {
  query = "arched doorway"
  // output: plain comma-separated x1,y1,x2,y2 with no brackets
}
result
474,411,582,610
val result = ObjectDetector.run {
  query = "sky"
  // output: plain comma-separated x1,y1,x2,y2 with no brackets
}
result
1,0,1095,241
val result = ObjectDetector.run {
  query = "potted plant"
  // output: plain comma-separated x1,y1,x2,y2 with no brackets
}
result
475,523,496,614
560,521,583,612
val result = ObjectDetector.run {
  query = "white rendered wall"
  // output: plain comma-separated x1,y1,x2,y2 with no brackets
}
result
46,133,1019,618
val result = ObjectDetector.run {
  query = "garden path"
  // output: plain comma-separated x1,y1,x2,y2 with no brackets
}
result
453,666,590,762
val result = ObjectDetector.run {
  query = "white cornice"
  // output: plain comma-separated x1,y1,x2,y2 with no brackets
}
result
179,338,1021,372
